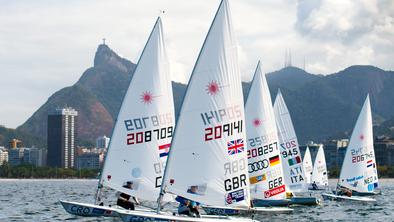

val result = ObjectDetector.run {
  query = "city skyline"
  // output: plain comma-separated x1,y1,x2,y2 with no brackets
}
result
1,0,393,128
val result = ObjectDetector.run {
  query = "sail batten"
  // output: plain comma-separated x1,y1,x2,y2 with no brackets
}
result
99,17,175,202
162,0,250,207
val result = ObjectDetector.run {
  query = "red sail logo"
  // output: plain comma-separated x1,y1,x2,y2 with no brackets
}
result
264,185,285,198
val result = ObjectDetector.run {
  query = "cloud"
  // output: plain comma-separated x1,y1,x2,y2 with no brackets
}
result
296,0,384,42
0,0,393,128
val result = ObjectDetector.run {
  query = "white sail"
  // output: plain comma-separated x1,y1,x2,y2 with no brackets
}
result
311,145,328,187
162,0,250,207
273,90,306,192
100,17,175,202
303,146,313,184
338,95,378,193
245,61,286,200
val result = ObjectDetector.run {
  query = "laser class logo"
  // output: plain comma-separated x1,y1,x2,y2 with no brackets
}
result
141,91,154,104
206,80,220,96
253,118,261,127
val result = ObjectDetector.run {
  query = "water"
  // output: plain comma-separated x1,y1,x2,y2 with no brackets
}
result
0,179,393,221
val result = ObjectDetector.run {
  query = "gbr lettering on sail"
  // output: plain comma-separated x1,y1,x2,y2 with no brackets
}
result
201,104,247,193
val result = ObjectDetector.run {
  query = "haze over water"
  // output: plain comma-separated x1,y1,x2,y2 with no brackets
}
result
0,179,393,221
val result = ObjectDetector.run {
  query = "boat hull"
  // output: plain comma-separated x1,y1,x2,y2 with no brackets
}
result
289,196,320,206
321,193,376,202
118,210,257,222
351,190,381,196
251,199,290,207
60,200,120,217
202,205,293,216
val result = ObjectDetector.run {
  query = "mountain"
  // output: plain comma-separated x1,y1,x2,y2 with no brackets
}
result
375,117,394,138
12,44,394,148
266,66,322,90
0,125,46,148
17,44,136,145
265,65,394,143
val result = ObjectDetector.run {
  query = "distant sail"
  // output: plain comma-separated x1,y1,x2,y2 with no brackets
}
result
274,90,306,192
311,145,328,187
245,61,286,200
100,17,175,202
338,95,378,192
162,0,250,207
303,146,313,184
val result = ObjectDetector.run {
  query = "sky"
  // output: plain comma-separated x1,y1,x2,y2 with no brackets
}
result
0,0,393,128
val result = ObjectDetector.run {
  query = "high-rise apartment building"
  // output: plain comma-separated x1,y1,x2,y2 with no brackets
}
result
47,107,78,168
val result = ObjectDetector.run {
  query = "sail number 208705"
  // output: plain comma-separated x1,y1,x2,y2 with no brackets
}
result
126,127,173,145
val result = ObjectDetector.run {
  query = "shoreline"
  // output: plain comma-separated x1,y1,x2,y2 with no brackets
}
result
1,178,394,180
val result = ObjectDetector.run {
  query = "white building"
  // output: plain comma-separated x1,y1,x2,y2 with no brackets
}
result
0,147,8,165
76,148,104,170
96,135,110,149
23,148,46,167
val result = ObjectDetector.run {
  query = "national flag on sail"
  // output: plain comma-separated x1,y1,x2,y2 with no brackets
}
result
269,155,280,166
367,160,373,168
288,156,301,166
227,139,244,155
158,143,171,158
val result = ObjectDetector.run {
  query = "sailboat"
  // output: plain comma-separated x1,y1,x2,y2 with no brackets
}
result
61,16,176,217
117,0,259,221
244,62,290,208
203,62,293,214
273,90,319,206
303,146,313,186
309,145,328,190
322,95,378,202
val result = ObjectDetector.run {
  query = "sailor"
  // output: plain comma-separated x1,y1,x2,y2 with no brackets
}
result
116,181,140,210
336,185,352,197
175,185,201,217
311,181,318,190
